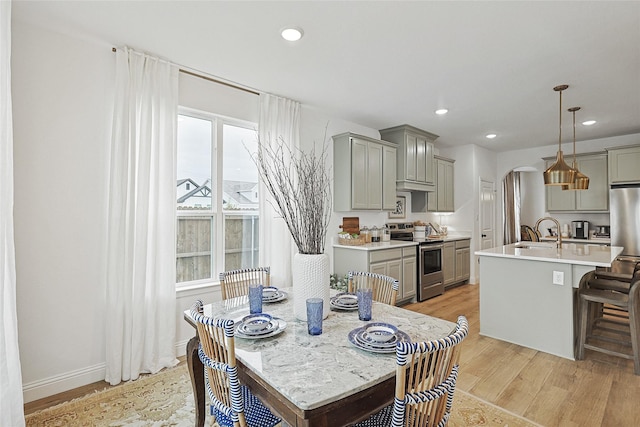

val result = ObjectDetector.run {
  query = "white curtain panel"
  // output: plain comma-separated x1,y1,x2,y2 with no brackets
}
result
105,47,179,385
0,1,25,425
258,94,300,287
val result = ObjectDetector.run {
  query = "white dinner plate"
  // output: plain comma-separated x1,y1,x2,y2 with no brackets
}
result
330,292,358,311
263,290,288,303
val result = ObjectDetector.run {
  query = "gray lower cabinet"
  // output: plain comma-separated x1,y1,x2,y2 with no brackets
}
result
544,152,608,212
442,239,470,288
607,144,640,184
333,132,397,211
333,245,417,304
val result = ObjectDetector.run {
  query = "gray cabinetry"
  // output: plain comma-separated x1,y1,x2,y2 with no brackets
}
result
333,132,397,211
333,245,417,304
441,239,470,288
442,242,456,286
544,152,608,212
379,125,438,192
427,156,455,212
607,144,640,184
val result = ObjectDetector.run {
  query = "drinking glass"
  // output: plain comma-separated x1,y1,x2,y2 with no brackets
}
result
248,283,263,314
357,288,373,321
306,298,323,335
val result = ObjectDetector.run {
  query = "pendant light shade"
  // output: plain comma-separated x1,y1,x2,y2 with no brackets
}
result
562,107,590,190
544,85,576,186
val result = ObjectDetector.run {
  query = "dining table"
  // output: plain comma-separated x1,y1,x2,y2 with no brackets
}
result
183,288,456,427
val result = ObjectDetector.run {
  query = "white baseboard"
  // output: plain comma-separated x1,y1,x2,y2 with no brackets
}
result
22,363,106,403
23,341,192,403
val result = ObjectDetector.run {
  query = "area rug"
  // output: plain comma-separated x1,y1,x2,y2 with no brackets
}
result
26,364,540,427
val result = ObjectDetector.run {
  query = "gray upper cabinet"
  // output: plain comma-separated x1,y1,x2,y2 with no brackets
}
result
607,144,640,184
544,152,608,212
427,156,455,212
379,125,438,192
333,132,397,211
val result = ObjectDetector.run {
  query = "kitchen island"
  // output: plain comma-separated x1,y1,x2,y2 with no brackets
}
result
475,242,623,360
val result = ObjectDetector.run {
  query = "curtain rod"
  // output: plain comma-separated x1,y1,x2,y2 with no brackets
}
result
111,47,260,96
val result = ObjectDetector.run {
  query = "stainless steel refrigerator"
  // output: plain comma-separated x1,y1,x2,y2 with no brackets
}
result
610,184,640,273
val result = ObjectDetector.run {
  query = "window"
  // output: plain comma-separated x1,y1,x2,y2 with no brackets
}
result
176,109,259,286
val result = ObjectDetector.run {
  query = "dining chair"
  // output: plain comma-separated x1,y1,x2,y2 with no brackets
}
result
353,315,469,427
189,300,281,427
348,271,399,306
219,267,270,300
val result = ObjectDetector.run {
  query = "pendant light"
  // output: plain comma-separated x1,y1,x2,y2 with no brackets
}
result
562,107,590,190
543,85,576,186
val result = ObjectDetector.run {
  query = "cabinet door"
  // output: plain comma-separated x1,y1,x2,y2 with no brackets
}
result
443,242,456,286
425,141,435,185
576,154,608,211
545,160,576,211
351,138,369,209
382,145,397,210
386,259,402,284
402,256,417,300
367,142,383,209
369,262,387,276
442,160,454,212
405,134,417,181
416,136,426,182
455,248,470,282
609,146,640,184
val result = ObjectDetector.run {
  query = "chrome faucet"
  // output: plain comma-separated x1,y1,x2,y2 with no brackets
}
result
535,217,562,248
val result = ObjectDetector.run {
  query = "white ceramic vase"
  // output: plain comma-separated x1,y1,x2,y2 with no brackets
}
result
292,253,330,321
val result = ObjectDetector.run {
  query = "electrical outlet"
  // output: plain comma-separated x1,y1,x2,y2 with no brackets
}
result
552,271,564,285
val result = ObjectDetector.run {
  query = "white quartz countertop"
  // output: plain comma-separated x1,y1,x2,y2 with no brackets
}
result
475,242,624,267
540,236,611,244
332,240,418,251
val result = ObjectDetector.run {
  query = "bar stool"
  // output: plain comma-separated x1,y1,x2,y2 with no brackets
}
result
576,269,640,375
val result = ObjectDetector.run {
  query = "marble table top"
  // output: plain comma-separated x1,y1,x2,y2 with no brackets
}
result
185,288,456,411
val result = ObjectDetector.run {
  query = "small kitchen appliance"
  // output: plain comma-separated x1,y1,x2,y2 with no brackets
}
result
571,220,590,239
594,225,610,238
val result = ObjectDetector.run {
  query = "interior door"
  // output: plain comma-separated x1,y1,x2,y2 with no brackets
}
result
480,180,495,249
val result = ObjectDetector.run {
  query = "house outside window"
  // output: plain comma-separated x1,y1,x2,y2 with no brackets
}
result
176,109,259,286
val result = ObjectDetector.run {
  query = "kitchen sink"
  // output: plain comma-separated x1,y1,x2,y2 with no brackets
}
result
514,242,555,249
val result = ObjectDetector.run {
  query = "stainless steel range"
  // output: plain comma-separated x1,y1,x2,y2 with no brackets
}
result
387,223,444,301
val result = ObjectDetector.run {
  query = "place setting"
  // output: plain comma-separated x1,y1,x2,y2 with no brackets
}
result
348,322,411,354
344,288,411,353
234,284,287,339
330,292,358,311
262,285,288,304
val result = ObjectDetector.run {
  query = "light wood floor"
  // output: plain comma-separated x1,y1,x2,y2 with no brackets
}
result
404,283,640,427
26,283,640,426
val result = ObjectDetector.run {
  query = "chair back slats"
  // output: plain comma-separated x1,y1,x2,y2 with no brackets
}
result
220,267,270,300
348,271,399,305
392,316,468,427
190,300,248,427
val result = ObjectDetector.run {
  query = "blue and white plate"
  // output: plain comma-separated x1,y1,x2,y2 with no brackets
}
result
348,323,410,354
330,292,358,311
236,318,287,339
262,288,288,303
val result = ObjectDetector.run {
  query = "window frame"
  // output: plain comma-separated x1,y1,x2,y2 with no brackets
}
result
176,106,259,289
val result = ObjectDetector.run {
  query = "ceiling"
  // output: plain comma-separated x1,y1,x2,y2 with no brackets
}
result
12,1,640,152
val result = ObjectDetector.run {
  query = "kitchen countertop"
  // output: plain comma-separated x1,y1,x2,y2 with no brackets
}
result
475,242,623,267
332,239,418,251
540,236,611,244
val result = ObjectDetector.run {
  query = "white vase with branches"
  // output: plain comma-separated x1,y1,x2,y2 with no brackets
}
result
253,134,332,320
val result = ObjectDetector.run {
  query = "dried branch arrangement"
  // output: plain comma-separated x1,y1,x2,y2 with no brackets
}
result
252,135,332,255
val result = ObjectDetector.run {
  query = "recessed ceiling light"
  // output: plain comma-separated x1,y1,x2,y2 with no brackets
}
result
435,109,448,115
281,27,303,42
486,134,497,139
582,120,596,126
